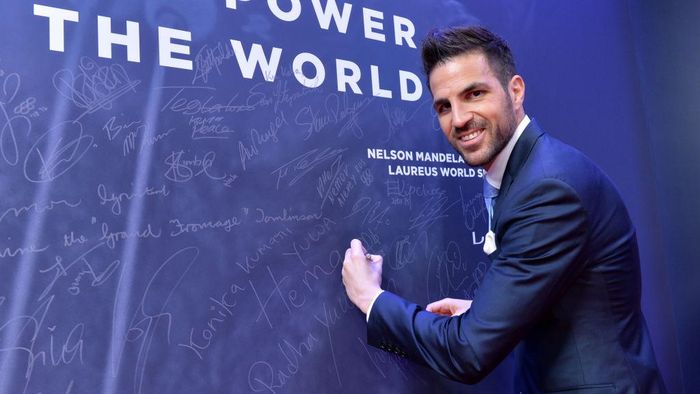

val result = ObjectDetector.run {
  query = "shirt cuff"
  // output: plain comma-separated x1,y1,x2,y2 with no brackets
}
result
365,290,384,322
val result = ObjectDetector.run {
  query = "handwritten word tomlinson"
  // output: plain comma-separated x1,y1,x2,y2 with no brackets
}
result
254,208,322,224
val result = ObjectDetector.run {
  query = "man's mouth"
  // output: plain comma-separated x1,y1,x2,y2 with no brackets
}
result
459,128,484,142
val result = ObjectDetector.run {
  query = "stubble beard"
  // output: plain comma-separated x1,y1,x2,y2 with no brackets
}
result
454,104,518,169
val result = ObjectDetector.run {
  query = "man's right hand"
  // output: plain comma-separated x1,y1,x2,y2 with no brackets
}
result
341,239,383,315
426,298,473,317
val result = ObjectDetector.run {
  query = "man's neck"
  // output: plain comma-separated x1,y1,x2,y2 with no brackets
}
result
484,114,531,189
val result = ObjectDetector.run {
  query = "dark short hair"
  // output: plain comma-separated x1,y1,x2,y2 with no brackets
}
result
421,26,517,91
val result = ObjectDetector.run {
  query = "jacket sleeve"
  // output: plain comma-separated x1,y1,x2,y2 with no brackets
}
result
367,178,589,384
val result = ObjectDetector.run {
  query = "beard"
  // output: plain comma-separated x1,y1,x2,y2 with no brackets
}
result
452,101,518,168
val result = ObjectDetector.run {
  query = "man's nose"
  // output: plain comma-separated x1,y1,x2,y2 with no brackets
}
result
451,103,473,131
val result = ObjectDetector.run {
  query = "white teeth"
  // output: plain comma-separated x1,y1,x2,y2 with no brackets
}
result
460,130,481,141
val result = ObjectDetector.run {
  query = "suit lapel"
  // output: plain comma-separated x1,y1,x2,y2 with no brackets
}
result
491,120,544,230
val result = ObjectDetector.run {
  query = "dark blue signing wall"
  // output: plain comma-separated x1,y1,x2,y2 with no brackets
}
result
0,1,684,393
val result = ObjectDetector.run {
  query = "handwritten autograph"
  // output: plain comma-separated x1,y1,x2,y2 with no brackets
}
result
271,147,346,190
53,57,140,120
164,150,225,183
23,120,94,183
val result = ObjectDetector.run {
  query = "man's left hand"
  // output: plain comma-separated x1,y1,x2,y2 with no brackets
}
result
426,298,473,316
341,239,383,314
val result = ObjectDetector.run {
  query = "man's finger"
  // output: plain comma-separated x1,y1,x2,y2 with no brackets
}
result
427,305,450,316
350,239,364,257
427,298,448,309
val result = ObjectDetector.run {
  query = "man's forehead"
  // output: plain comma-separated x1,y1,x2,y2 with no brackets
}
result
428,52,498,94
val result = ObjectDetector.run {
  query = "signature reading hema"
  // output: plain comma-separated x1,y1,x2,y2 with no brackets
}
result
341,26,667,393
33,0,423,101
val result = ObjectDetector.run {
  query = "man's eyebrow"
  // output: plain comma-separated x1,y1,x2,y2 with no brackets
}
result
461,81,489,94
433,81,491,108
433,97,449,109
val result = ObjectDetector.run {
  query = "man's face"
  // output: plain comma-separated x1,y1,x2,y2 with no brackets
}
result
429,52,524,170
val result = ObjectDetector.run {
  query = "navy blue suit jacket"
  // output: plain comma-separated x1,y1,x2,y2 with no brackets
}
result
368,121,666,393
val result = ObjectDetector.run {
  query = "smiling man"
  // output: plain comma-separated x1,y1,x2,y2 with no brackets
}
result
341,26,666,393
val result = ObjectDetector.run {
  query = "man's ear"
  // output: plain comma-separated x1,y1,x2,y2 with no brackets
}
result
509,75,525,111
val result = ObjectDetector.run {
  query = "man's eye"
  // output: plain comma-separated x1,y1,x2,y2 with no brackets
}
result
471,90,484,98
438,105,450,114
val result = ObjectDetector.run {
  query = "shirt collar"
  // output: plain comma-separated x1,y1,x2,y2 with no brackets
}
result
485,115,530,190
